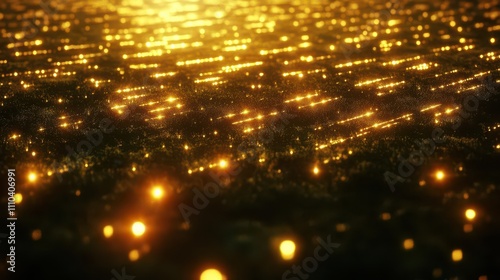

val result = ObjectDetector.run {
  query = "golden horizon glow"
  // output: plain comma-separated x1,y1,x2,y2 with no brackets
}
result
132,221,146,237
279,240,296,260
200,268,224,280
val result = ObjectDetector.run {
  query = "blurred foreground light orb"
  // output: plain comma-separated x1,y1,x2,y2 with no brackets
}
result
435,170,445,180
313,166,320,175
465,209,476,220
200,268,224,280
151,185,165,200
452,249,463,262
129,249,140,261
132,221,146,237
219,159,228,169
279,240,296,260
103,225,114,238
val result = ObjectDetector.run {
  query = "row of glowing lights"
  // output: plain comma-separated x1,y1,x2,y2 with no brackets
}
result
25,168,477,279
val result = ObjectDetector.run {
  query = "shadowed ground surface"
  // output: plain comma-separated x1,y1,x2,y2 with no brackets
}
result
1,0,500,279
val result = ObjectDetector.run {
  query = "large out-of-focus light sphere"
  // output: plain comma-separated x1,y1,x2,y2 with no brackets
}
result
200,268,224,280
132,221,146,237
279,240,296,260
465,209,476,220
452,249,463,262
103,225,114,238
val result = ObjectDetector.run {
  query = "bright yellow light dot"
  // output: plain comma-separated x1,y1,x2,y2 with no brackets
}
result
435,170,445,180
219,159,228,169
200,269,223,280
103,225,113,238
452,249,463,261
184,144,189,150
28,172,37,182
14,193,23,204
279,240,296,260
403,239,414,250
313,166,320,175
131,221,146,237
465,209,476,220
129,249,140,261
151,186,164,200
491,38,496,43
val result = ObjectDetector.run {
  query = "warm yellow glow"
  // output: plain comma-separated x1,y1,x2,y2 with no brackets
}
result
465,209,476,220
313,166,320,175
452,249,463,261
14,193,23,204
403,239,414,250
129,249,140,261
151,186,165,200
491,38,496,43
435,170,445,180
200,269,224,280
279,240,296,260
103,225,114,238
219,159,228,169
28,172,37,182
132,221,146,237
